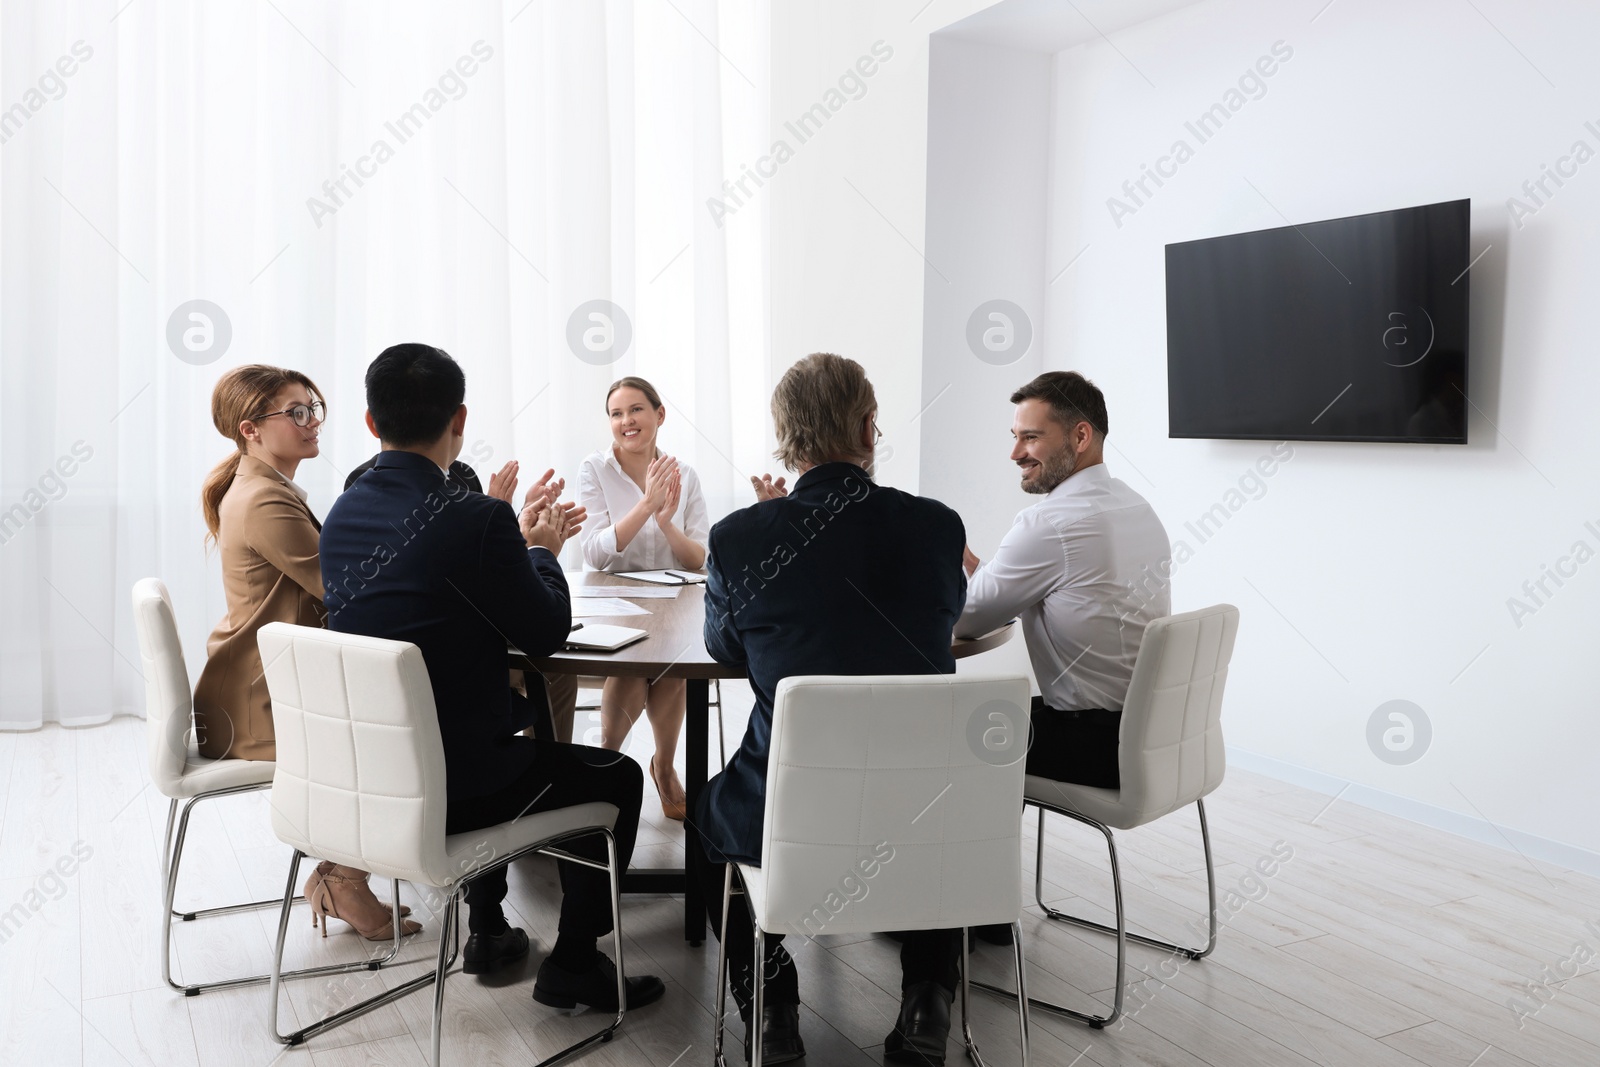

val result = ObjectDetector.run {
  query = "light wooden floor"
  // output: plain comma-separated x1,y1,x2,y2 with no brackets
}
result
2,688,1597,1067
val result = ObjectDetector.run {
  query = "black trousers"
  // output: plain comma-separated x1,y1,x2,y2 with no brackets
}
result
1025,696,1120,788
445,737,643,936
513,674,578,743
700,848,961,1004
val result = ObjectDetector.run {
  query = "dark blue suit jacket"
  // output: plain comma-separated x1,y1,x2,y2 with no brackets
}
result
318,450,571,801
696,462,966,865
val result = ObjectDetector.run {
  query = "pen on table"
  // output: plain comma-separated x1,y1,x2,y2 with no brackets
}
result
570,622,584,632
665,570,695,583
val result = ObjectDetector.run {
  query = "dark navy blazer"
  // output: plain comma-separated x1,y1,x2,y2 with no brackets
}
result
318,449,571,801
343,455,483,494
696,462,966,865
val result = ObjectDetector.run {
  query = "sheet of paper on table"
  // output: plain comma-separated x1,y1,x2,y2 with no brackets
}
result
573,584,682,599
570,597,652,618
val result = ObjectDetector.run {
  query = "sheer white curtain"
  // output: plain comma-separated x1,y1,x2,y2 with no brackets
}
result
0,0,771,729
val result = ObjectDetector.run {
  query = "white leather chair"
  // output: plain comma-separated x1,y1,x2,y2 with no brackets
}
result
130,578,404,995
712,674,1034,1067
976,603,1239,1029
258,622,629,1065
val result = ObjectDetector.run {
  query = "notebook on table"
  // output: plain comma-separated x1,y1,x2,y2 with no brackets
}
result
564,624,648,652
615,569,706,585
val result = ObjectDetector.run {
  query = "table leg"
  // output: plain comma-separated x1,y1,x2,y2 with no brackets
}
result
684,678,709,945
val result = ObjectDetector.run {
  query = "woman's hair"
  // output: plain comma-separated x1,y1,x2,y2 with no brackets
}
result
604,375,663,412
770,353,876,472
201,364,324,545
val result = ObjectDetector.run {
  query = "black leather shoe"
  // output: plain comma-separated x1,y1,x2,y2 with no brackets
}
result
462,926,529,975
972,923,1014,947
533,952,666,1012
884,980,953,1066
740,1002,805,1064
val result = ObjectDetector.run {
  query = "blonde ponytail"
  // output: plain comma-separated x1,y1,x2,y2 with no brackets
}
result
201,451,243,546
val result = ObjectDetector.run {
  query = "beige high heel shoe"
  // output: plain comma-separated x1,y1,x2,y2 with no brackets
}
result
650,755,687,822
303,862,423,941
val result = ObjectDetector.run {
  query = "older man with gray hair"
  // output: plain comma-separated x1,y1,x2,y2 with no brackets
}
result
698,352,970,1065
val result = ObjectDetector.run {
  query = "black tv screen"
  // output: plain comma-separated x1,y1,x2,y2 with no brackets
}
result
1165,199,1469,443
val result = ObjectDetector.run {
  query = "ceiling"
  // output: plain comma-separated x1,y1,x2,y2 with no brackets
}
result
934,0,1209,53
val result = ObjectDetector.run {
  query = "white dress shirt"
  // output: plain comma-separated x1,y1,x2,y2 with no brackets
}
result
956,463,1171,711
578,447,710,572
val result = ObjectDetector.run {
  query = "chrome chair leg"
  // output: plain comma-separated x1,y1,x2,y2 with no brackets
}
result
271,827,627,1064
163,790,402,996
520,830,628,1065
751,923,766,1067
713,864,736,1066
267,852,434,1039
1011,921,1032,1064
604,829,628,1034
428,895,457,1067
977,798,1218,1029
1036,800,1217,960
160,796,192,990
165,788,303,923
961,927,987,1067
961,921,1033,1065
975,807,1126,1027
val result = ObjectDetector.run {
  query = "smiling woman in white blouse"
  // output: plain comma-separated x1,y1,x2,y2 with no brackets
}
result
578,376,709,820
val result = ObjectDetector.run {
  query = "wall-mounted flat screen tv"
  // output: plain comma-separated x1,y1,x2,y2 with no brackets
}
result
1165,198,1469,443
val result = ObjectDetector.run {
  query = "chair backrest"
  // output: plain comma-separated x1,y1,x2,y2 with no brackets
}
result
257,622,454,886
1116,603,1240,825
130,577,198,796
756,673,1031,937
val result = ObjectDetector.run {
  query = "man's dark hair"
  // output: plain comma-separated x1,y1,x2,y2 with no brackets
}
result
1010,370,1108,439
365,343,467,446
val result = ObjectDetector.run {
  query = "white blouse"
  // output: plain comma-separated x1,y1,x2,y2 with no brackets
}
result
578,448,710,572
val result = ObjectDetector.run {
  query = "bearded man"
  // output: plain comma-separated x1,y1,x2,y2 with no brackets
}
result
956,370,1172,792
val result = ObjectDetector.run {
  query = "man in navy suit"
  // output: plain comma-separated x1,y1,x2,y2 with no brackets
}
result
697,353,967,1065
343,433,580,744
319,343,663,1013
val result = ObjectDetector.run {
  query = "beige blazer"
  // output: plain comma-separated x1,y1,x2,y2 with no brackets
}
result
192,454,326,760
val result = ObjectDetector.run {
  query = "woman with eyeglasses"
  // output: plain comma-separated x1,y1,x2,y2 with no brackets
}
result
193,365,421,941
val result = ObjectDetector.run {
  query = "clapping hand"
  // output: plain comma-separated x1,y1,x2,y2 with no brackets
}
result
750,473,787,501
522,495,587,552
643,456,679,513
655,465,682,525
486,460,520,503
519,468,562,518
518,468,584,550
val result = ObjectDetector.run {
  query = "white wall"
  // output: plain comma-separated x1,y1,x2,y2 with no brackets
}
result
766,1,992,490
917,36,1053,687
1040,0,1600,864
776,0,1600,867
920,36,1051,556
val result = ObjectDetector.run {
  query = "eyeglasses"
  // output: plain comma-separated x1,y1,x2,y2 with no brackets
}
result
873,420,883,443
251,401,325,427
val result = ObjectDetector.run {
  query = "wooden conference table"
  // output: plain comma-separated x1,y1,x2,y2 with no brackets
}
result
509,572,1015,944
